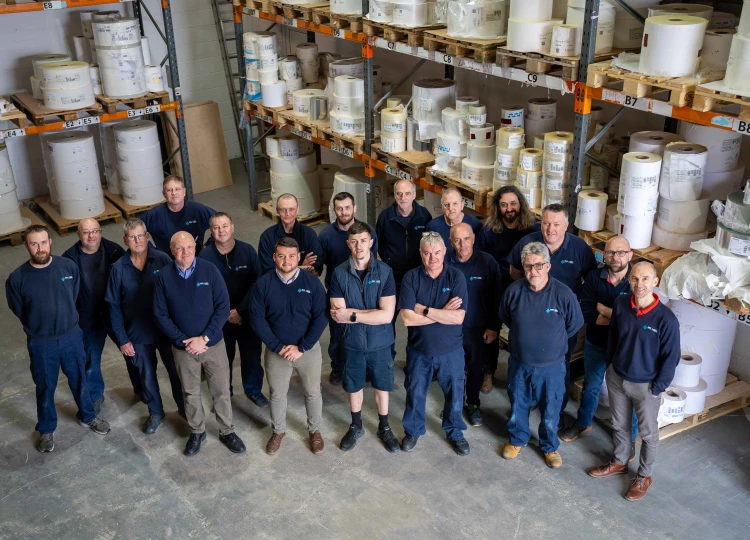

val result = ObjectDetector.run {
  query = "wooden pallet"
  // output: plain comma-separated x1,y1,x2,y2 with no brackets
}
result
318,124,366,155
263,0,283,15
11,92,103,126
0,106,28,129
245,0,265,9
424,28,502,64
246,100,293,123
425,168,491,210
258,201,330,226
278,1,328,21
95,91,171,114
0,207,44,247
0,0,17,5
586,60,722,108
34,196,123,237
277,109,329,139
363,20,445,48
496,48,634,83
371,144,434,180
104,190,165,219
692,86,750,121
313,10,362,32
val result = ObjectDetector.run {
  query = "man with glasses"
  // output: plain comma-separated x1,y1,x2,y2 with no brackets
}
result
141,175,216,257
398,231,470,456
63,218,126,413
106,219,185,434
198,212,267,407
426,188,482,257
499,242,583,468
154,232,245,456
258,193,322,276
560,236,639,452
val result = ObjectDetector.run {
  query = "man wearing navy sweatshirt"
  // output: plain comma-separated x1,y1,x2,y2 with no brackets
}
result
199,212,266,407
399,232,470,456
319,192,378,386
258,193,322,276
250,237,328,456
63,217,126,412
499,242,583,469
588,262,680,502
141,176,215,257
106,218,185,434
153,231,245,456
448,223,502,428
425,188,482,257
6,225,110,453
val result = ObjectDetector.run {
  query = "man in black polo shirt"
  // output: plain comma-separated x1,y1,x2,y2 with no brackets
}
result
398,231,470,456
588,262,680,501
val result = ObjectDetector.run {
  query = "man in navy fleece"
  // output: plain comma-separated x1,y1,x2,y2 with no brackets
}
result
6,225,111,453
153,231,245,457
141,176,215,257
425,188,482,257
588,262,680,502
250,237,328,456
499,242,583,469
199,212,267,407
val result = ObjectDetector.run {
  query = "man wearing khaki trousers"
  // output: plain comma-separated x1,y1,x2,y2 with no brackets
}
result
250,237,328,455
154,231,246,457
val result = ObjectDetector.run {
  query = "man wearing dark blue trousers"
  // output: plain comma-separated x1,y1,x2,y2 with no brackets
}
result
199,212,267,406
319,192,378,385
62,217,126,412
499,242,583,469
6,225,111,453
106,218,186,434
398,231,470,456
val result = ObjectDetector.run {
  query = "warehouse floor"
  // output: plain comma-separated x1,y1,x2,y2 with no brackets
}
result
1,161,749,540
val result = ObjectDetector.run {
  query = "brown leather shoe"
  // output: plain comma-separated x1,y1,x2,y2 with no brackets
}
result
480,374,493,394
625,475,652,501
588,460,628,478
309,431,324,454
266,432,285,455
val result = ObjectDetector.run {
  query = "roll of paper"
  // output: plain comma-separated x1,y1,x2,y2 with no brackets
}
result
509,0,553,20
461,159,494,187
92,18,140,48
467,143,496,165
551,24,582,56
507,18,563,54
32,54,72,80
679,122,741,173
442,108,469,138
618,190,658,216
676,379,708,415
648,4,713,21
516,168,543,188
620,152,661,196
651,222,709,249
659,142,707,201
567,5,614,53
501,105,525,128
392,2,430,27
673,352,703,388
497,147,522,169
368,0,393,22
436,130,468,157
293,89,326,116
575,190,608,231
703,162,745,199
520,148,544,171
657,192,710,233
518,186,542,208
261,80,287,107
638,15,708,77
628,131,682,156
382,135,407,153
143,65,164,92
329,110,365,134
544,131,573,155
605,203,620,233
332,0,363,15
497,127,525,149
724,33,750,92
448,1,507,39
658,387,687,424
381,107,408,134
701,29,735,71
524,115,556,144
468,104,487,126
412,79,457,139
527,98,557,120
620,213,655,248
456,96,480,114
469,123,495,146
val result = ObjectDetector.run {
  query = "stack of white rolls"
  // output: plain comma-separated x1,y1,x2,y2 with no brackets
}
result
462,122,496,188
114,120,165,206
542,131,573,207
515,148,543,208
331,75,365,135
617,152,661,248
244,32,262,101
269,136,320,217
721,0,750,91
507,0,564,54
448,0,506,39
0,143,27,235
494,126,524,190
31,54,72,100
381,107,408,154
679,122,744,200
433,106,469,174
93,17,148,99
567,0,615,54
47,132,105,219
40,61,96,111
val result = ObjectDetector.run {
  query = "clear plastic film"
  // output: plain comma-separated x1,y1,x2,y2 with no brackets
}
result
447,0,507,39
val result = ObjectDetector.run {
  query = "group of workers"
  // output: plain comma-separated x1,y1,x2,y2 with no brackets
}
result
6,174,681,501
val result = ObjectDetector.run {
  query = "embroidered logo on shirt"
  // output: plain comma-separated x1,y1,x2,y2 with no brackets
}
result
185,220,197,226
643,325,658,334
442,287,451,293
367,279,380,285
196,282,209,287
545,308,559,313
153,269,160,274
297,288,311,294
61,276,73,282
559,260,575,265
235,265,247,271
469,276,482,281
619,291,627,295
414,225,425,230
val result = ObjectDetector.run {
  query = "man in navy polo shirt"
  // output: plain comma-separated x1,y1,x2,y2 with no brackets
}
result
141,176,215,257
448,223,502,427
258,193,322,276
106,218,185,434
398,231,470,456
199,212,267,407
319,192,378,386
588,262,680,502
425,188,482,257
508,203,596,424
499,242,583,468
561,236,638,451
329,222,399,453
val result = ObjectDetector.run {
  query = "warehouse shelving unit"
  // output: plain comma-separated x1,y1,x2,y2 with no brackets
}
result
0,0,193,197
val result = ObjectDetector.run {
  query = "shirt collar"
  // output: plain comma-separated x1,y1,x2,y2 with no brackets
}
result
601,264,631,284
175,257,196,278
419,264,448,280
276,268,301,285
276,220,297,236
348,255,373,275
630,293,660,316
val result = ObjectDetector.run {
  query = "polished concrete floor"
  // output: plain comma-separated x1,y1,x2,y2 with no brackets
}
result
1,161,750,540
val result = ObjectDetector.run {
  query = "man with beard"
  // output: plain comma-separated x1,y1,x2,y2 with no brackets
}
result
106,218,186,434
426,188,482,257
448,223,502,427
63,218,126,413
199,212,267,407
258,193,322,276
141,176,216,257
6,225,111,453
477,186,539,393
319,192,378,385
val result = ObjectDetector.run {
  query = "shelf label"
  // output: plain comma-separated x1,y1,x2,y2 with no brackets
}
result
290,127,312,141
64,117,101,129
462,197,476,210
42,1,65,10
733,118,750,135
1,128,26,139
384,165,410,180
144,104,161,114
245,8,259,17
258,114,274,124
283,17,297,27
331,143,354,158
127,108,145,118
333,28,343,39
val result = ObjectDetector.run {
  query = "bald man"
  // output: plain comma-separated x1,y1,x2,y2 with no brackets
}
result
588,262,680,501
63,218,127,411
154,231,245,456
425,188,482,257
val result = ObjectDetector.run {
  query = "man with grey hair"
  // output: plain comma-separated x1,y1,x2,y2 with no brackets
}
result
499,241,583,468
106,218,185,433
398,231,470,455
426,188,482,257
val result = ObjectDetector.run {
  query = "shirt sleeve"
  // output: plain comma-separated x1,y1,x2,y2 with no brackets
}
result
653,315,682,395
250,283,283,354
452,270,469,312
381,270,397,297
398,272,417,311
329,270,344,299
153,274,190,347
580,270,600,325
203,266,230,345
300,279,329,350
5,276,23,321
308,229,324,275
607,300,620,361
104,267,129,347
498,287,513,329
258,231,275,275
564,291,585,338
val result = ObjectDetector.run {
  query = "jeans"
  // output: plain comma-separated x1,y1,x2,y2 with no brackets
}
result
127,343,185,416
223,321,264,397
402,347,467,441
81,325,107,403
28,328,95,434
577,340,638,441
560,334,578,418
507,356,565,453
463,329,489,406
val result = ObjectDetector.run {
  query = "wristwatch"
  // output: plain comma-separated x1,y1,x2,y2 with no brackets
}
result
350,312,357,323
299,345,307,354
202,335,210,344
423,306,430,317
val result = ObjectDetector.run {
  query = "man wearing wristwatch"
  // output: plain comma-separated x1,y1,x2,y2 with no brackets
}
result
153,231,246,457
